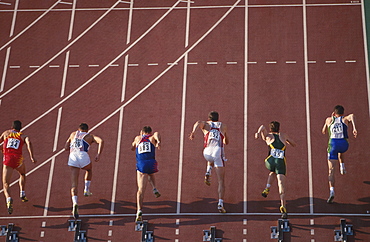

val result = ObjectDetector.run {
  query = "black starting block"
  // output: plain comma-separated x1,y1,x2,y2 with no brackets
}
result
68,220,87,242
0,223,19,242
271,219,290,241
203,226,222,242
334,219,353,242
135,220,154,242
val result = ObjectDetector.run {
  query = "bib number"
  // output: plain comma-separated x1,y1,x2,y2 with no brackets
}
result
271,149,284,159
6,138,20,149
72,139,83,148
332,123,343,134
209,130,220,141
138,142,151,154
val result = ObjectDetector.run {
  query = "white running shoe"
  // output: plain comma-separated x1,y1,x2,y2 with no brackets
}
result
84,190,93,196
340,166,346,175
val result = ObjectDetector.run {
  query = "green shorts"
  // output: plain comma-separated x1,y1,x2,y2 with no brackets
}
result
265,156,286,175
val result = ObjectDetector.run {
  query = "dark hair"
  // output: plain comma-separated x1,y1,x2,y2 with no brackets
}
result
79,123,89,131
208,111,219,122
334,105,344,115
12,120,22,131
269,121,280,132
142,126,152,134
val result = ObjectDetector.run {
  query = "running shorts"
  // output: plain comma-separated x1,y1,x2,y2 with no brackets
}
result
327,138,349,160
68,151,91,168
203,146,225,167
3,154,24,169
265,156,286,175
136,159,158,174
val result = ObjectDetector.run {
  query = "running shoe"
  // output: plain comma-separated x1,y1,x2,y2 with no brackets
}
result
327,191,335,204
135,210,143,222
218,204,226,213
84,190,93,197
72,204,79,219
20,196,28,202
280,206,287,219
7,198,13,215
261,188,270,198
340,166,346,175
153,188,161,198
204,172,211,186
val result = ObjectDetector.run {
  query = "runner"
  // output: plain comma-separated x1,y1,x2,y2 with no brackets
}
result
0,120,37,214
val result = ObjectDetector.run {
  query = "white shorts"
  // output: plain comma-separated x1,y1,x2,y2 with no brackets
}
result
203,146,225,167
68,151,91,168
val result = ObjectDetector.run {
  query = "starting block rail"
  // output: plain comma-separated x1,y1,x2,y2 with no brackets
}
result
68,220,87,242
203,226,222,242
0,223,19,242
135,220,154,242
271,219,290,242
334,219,353,242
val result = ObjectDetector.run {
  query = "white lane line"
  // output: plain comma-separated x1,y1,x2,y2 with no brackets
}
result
59,1,72,4
243,0,248,214
0,0,123,99
303,0,314,215
307,60,316,64
0,0,61,52
68,64,79,68
345,60,356,63
110,63,119,67
175,229,179,235
1,47,11,92
286,60,297,64
187,62,197,65
247,61,257,64
9,0,19,37
121,55,129,102
325,60,336,63
40,231,45,237
227,61,237,64
108,230,112,236
207,61,218,65
148,63,159,66
88,64,100,67
61,51,70,97
0,0,241,193
176,0,191,215
128,63,139,66
49,65,60,68
266,61,277,64
109,220,113,226
0,1,11,5
9,66,20,69
53,107,63,152
43,157,56,216
42,221,46,227
361,1,370,118
167,62,178,65
29,65,40,68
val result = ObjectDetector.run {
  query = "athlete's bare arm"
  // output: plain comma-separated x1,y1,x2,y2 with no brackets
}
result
131,136,140,151
321,117,332,135
343,113,357,138
24,136,37,163
151,132,161,149
221,124,229,145
92,135,104,162
189,121,207,140
64,132,75,151
255,125,268,141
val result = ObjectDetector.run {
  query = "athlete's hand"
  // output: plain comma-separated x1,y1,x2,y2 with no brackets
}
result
95,154,100,162
31,157,37,163
353,129,358,138
189,132,195,140
254,132,260,139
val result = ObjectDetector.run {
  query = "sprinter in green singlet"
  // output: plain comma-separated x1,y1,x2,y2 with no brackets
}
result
255,121,296,219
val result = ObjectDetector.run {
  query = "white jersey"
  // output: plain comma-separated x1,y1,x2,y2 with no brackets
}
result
70,131,90,153
328,116,348,139
204,122,224,148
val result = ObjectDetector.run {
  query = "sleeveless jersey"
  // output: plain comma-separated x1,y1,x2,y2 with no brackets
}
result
204,122,225,148
268,134,286,159
70,131,90,152
136,135,155,161
328,116,348,139
3,130,24,155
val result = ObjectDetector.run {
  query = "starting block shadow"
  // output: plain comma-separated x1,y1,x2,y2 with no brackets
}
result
203,226,222,242
0,223,19,242
68,220,87,242
271,219,290,242
135,220,154,242
334,219,353,242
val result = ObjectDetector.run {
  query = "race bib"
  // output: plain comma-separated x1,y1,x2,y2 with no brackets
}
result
6,138,20,149
72,139,83,148
332,123,343,134
209,130,220,141
138,142,151,154
270,148,284,159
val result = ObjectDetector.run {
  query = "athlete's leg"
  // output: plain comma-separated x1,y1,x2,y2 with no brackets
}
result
2,165,14,200
15,164,26,194
137,171,148,212
70,167,80,198
82,163,92,194
338,153,346,174
328,159,336,188
267,172,276,188
148,174,156,189
215,167,225,200
276,174,286,207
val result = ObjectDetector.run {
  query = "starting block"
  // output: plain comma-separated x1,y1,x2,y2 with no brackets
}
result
203,226,222,242
271,219,290,241
68,220,87,242
0,223,19,242
334,219,353,242
135,220,154,242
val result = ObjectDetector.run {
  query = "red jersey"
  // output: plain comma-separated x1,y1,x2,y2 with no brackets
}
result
3,130,24,155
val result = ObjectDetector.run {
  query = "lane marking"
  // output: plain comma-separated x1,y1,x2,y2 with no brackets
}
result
53,107,63,152
175,229,179,235
307,60,316,64
59,1,72,4
243,219,247,225
128,63,139,66
61,51,70,97
167,62,178,65
30,65,40,68
148,63,158,66
266,61,277,64
187,62,197,65
43,157,56,216
68,64,79,68
325,60,336,63
0,1,11,5
9,66,20,69
286,60,297,64
345,60,356,63
227,61,238,64
42,221,46,227
303,0,314,215
243,228,247,235
109,220,113,226
1,47,11,92
207,61,218,64
40,231,44,237
0,0,61,52
361,0,370,117
247,61,257,64
49,65,60,68
88,64,99,67
108,230,112,236
243,0,248,214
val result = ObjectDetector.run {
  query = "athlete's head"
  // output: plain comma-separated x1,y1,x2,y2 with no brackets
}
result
142,126,152,134
334,105,344,115
12,120,22,131
269,121,280,133
208,111,219,122
79,123,89,132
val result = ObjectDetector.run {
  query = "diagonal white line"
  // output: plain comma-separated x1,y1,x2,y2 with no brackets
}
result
0,0,123,99
0,0,61,52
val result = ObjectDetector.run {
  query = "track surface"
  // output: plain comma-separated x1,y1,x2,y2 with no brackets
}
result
0,0,369,241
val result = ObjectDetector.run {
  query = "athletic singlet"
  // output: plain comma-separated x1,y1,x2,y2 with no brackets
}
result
267,134,286,159
70,131,90,153
204,122,225,148
328,116,348,139
3,130,24,155
136,135,155,161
